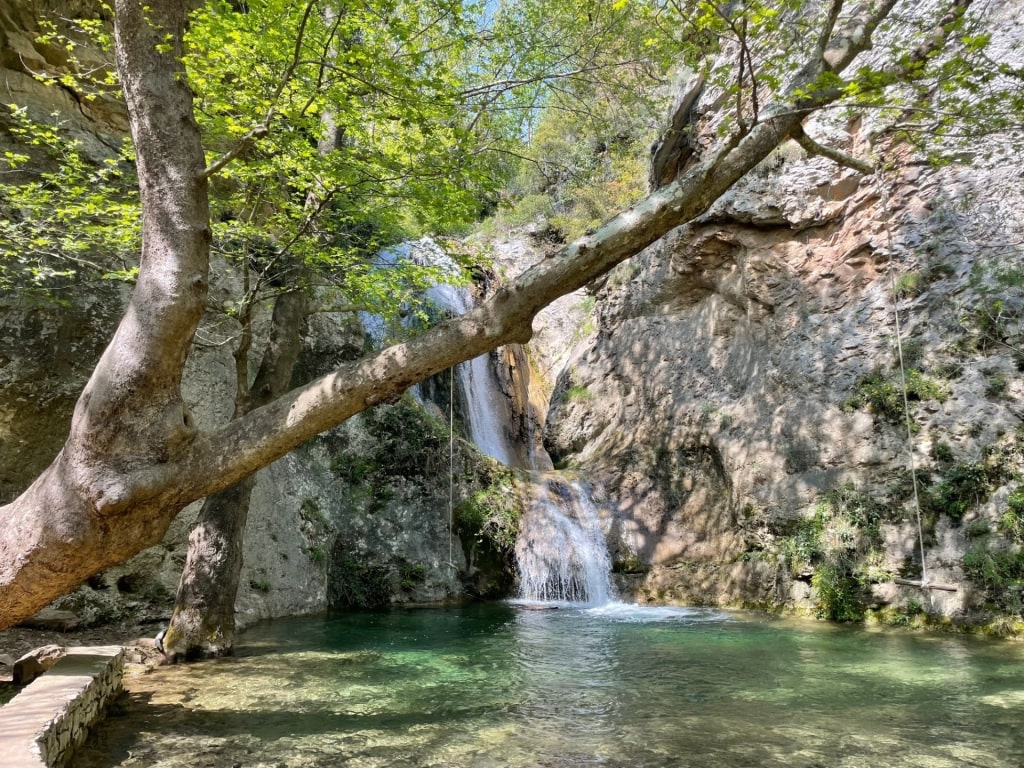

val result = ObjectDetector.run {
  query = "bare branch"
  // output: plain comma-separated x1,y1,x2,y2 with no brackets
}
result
198,125,269,180
790,123,874,174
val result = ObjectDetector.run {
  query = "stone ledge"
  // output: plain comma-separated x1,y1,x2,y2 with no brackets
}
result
0,646,124,768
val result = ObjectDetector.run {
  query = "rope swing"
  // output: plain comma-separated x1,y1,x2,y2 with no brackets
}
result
880,177,958,593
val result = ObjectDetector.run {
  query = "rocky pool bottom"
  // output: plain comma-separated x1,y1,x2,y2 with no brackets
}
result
76,603,1024,768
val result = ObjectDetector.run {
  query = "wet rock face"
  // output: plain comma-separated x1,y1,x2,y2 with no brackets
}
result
544,146,1024,620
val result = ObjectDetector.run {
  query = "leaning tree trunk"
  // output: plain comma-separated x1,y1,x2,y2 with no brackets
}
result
0,0,967,631
0,0,212,626
163,287,307,660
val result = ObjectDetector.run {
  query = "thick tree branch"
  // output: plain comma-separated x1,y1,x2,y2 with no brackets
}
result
790,123,874,174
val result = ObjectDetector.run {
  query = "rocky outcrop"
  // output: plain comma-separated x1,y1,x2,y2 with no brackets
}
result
543,137,1024,626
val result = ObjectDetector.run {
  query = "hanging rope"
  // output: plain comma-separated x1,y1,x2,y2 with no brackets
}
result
879,177,930,587
449,365,455,570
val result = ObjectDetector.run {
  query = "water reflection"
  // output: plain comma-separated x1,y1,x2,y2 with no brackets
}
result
77,604,1024,768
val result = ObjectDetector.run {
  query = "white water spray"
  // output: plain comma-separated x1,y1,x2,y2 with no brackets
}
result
515,475,613,606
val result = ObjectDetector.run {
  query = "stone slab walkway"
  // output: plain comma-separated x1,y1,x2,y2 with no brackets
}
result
0,646,124,768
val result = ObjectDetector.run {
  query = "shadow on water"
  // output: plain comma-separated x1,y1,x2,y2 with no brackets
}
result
77,605,1024,768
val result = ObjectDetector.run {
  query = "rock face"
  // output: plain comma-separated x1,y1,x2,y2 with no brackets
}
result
530,1,1024,629
542,140,1024,625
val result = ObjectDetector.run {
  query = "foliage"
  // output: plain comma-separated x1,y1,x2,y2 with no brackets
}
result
330,555,393,609
455,464,520,554
361,397,451,481
2,0,510,322
811,561,865,623
776,483,889,622
0,107,140,302
894,271,923,299
919,461,996,524
398,562,428,592
930,441,955,464
999,488,1024,544
844,368,948,426
298,497,332,565
963,541,1024,617
248,578,272,593
958,246,1024,355
984,370,1009,399
564,384,593,402
481,0,684,239
330,554,429,608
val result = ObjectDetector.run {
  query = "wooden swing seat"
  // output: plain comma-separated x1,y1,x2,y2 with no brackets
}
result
893,577,959,592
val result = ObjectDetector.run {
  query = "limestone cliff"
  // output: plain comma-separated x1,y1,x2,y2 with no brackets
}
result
540,126,1024,629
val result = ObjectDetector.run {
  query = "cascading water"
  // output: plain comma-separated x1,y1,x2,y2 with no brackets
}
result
368,239,517,466
422,272,517,467
399,238,616,605
515,475,613,605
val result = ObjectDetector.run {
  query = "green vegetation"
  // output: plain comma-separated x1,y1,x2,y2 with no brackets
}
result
4,0,1024,634
399,562,428,592
330,555,430,608
572,296,598,343
930,441,955,464
999,487,1024,543
894,271,923,299
331,556,393,609
455,464,521,555
963,543,1024,617
564,384,593,402
775,484,890,622
844,368,948,426
298,497,332,566
958,248,1024,356
984,370,1009,399
330,397,451,489
919,462,994,524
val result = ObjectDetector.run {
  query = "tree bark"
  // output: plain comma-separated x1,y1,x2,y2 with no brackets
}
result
0,0,972,631
162,288,307,660
0,0,210,628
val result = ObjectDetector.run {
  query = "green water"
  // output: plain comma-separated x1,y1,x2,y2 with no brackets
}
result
79,603,1024,767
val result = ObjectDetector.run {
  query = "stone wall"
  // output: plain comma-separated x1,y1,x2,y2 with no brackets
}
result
0,646,124,768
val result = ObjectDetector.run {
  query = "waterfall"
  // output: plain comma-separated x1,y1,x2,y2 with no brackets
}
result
515,475,613,606
421,264,517,467
365,239,516,465
395,239,615,606
452,350,517,467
